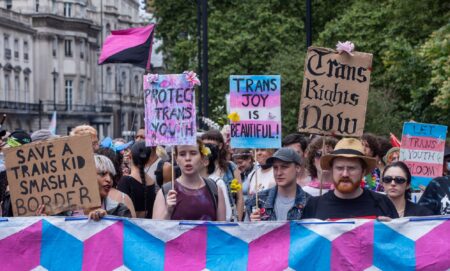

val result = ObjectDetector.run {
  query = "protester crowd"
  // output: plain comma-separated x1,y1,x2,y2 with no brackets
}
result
0,124,449,222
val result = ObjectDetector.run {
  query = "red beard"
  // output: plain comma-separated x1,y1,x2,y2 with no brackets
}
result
335,177,361,194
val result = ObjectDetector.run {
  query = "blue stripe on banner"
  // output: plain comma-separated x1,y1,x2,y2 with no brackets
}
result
402,122,448,139
206,225,248,270
289,222,331,270
123,220,165,271
41,220,83,271
231,137,281,149
373,221,415,271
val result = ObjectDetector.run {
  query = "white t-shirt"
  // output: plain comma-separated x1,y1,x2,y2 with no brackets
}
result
209,175,232,221
248,168,275,195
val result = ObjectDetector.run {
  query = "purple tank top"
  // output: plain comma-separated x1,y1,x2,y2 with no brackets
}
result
170,180,217,221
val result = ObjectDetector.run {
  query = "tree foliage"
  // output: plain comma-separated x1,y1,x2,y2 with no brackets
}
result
150,0,450,136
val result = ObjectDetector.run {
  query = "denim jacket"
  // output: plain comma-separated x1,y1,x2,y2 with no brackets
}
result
245,185,310,221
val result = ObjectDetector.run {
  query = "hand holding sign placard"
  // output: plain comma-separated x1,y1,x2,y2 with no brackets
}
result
229,75,281,149
4,135,101,216
298,46,372,136
143,73,197,146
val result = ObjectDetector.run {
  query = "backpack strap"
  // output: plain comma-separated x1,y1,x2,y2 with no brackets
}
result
203,177,219,211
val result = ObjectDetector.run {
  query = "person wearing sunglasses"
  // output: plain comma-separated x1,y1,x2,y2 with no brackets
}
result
381,161,433,217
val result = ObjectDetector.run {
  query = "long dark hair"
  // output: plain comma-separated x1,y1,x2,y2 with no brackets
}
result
382,161,412,200
130,141,152,186
201,130,228,171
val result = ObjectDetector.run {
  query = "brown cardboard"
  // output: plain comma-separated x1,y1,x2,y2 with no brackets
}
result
298,46,373,136
4,135,101,216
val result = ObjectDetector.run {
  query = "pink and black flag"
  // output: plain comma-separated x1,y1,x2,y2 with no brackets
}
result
98,24,156,70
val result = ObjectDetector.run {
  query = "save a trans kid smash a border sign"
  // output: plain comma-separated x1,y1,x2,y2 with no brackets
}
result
400,122,447,190
229,75,281,149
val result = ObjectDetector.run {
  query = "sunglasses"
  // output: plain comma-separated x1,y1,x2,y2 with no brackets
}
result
382,176,407,184
314,151,323,158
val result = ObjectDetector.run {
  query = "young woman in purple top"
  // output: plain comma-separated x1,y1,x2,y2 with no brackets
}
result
152,139,226,221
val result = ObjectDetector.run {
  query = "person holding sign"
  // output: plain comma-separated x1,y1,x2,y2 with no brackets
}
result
246,148,310,221
381,161,432,217
117,141,156,218
302,138,398,220
152,139,226,221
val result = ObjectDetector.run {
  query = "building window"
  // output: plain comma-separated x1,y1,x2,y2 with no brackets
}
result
35,0,39,12
6,0,12,10
23,41,29,61
24,77,30,103
3,74,10,100
64,39,72,57
65,80,73,111
134,75,139,96
106,67,112,93
52,37,57,57
4,35,11,60
14,39,19,59
64,2,72,17
79,79,85,102
80,40,85,59
52,0,56,13
14,75,20,102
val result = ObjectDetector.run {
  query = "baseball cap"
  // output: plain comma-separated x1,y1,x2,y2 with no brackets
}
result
8,130,32,146
266,147,302,166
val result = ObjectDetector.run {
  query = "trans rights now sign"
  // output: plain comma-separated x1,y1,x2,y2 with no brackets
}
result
229,75,281,149
400,122,448,190
143,74,197,146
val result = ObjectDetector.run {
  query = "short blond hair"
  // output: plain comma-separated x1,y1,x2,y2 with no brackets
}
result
70,125,97,137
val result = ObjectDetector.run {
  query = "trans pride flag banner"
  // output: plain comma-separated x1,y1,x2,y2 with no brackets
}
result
400,122,448,190
229,75,281,149
0,216,449,270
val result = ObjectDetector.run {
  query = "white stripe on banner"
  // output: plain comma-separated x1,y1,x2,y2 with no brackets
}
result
399,149,444,164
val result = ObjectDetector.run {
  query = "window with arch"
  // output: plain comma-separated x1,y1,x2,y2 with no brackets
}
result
14,75,20,102
134,75,139,96
24,77,30,103
121,71,127,94
4,73,10,100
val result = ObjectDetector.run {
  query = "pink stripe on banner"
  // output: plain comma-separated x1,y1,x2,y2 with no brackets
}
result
248,223,290,271
403,161,442,178
0,220,41,270
331,221,374,271
229,93,280,108
416,220,450,270
400,136,445,152
98,25,155,63
165,226,207,271
82,222,123,271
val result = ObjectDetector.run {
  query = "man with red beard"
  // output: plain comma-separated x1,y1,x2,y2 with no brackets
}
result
302,138,398,220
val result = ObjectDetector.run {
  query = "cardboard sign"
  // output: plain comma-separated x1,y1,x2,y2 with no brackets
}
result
4,135,101,216
143,74,197,146
399,122,447,190
229,75,281,149
298,46,373,136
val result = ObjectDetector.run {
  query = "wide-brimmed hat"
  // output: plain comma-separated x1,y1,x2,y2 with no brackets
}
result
320,138,377,171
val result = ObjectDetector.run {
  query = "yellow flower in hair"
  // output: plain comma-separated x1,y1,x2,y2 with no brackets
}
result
230,178,242,194
227,112,240,122
201,146,211,156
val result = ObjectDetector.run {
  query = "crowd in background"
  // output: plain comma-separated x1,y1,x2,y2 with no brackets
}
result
0,124,449,222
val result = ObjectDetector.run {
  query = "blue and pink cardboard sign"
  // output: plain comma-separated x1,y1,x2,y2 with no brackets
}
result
400,122,448,190
229,75,282,149
143,74,197,146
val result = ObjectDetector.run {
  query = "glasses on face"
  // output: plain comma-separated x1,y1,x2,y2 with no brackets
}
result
382,176,407,184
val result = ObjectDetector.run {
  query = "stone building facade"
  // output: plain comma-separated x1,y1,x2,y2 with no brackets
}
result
0,0,158,139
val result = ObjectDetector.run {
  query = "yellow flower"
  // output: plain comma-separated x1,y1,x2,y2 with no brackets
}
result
230,178,242,193
227,112,240,122
201,146,211,156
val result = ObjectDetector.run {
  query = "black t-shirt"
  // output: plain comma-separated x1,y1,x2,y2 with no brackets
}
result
418,176,450,215
117,175,156,218
302,189,399,220
404,200,433,217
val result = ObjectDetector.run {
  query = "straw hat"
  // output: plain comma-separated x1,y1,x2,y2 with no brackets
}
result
320,138,377,172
